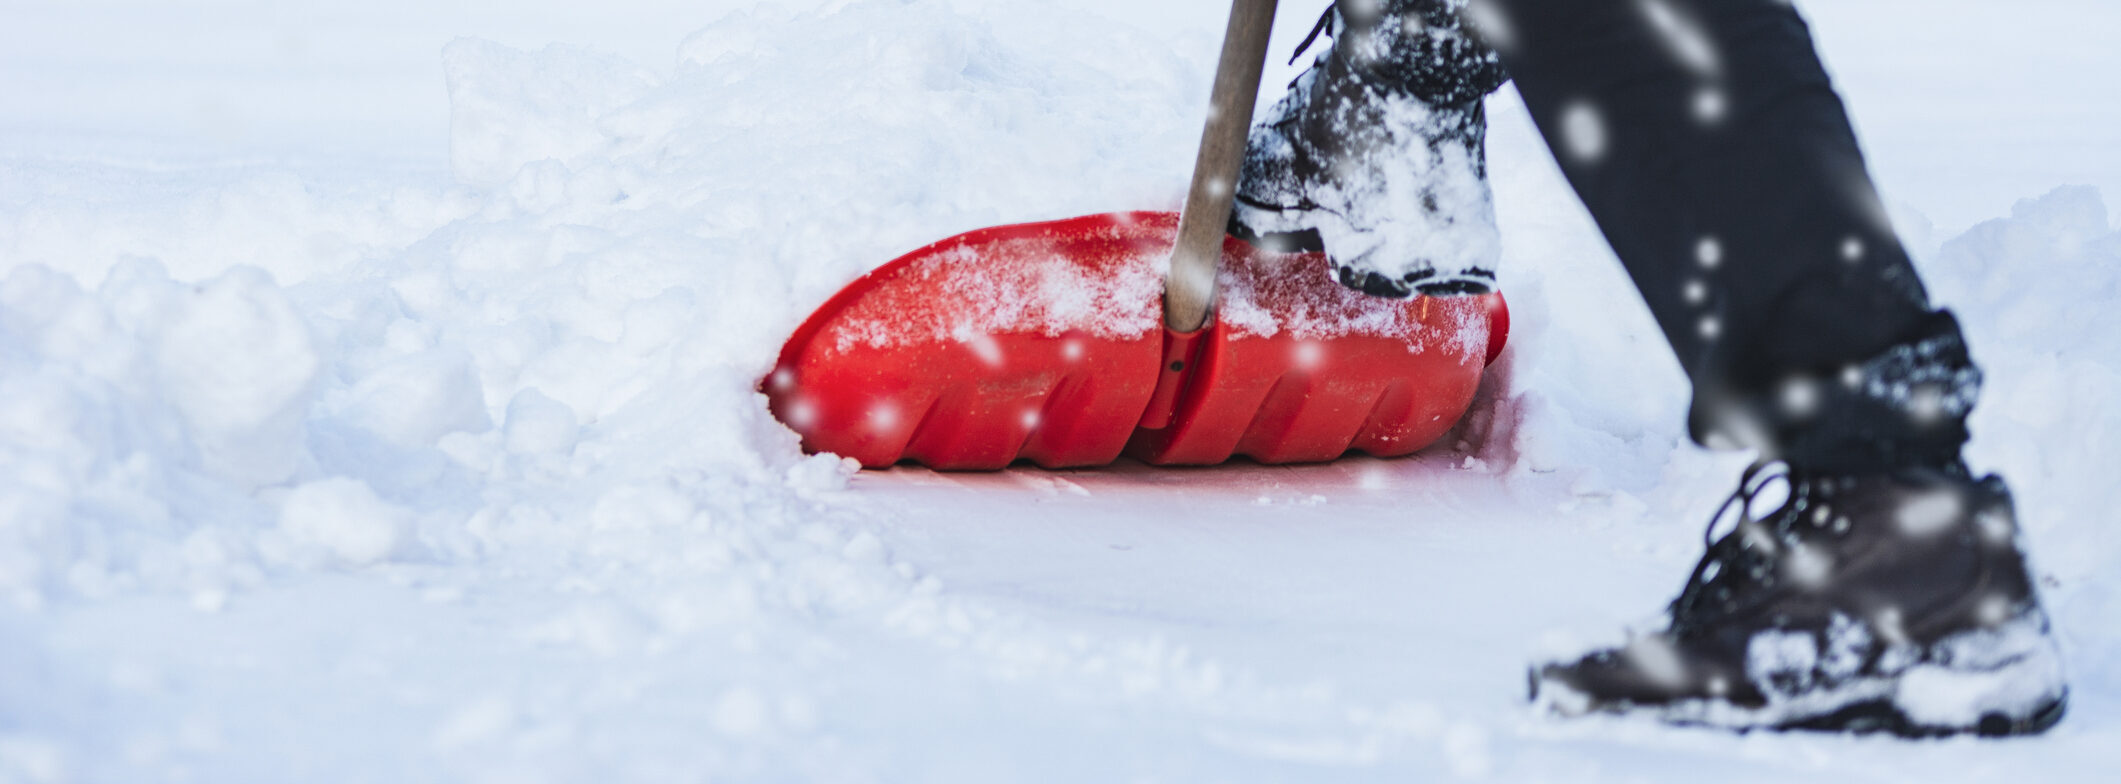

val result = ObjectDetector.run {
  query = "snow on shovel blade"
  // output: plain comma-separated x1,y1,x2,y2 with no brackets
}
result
764,212,1506,470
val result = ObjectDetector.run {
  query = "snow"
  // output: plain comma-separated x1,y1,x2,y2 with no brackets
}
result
2,0,2120,782
821,212,1480,351
825,227,1170,351
1559,100,1609,163
276,478,413,568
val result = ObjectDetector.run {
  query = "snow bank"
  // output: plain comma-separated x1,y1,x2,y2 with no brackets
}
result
0,2,1324,779
0,0,1204,606
1929,185,2121,682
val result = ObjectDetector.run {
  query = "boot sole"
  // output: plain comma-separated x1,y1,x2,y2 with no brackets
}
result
1534,678,2068,739
1777,690,2067,737
1531,614,2070,737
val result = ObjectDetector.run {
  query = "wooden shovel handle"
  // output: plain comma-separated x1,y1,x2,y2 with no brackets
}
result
1165,0,1280,333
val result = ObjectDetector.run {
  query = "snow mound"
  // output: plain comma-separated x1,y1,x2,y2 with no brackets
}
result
0,2,1401,778
0,0,1197,608
1927,186,2121,698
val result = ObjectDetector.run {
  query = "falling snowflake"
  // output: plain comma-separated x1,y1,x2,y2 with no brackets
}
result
1692,88,1728,124
1840,236,1866,262
1695,236,1723,267
868,402,899,431
963,333,1004,368
1638,0,1720,75
1895,487,1964,537
1779,376,1820,417
784,398,817,429
1840,364,1865,389
1683,279,1708,305
1293,340,1326,370
1559,100,1608,163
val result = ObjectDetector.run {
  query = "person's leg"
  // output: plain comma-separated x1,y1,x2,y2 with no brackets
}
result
1468,0,2067,734
1474,0,1971,472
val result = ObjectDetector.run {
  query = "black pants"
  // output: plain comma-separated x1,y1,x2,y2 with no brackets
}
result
1471,0,1978,472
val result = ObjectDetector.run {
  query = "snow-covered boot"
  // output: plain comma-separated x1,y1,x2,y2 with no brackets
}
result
1230,0,1509,298
1530,459,2069,736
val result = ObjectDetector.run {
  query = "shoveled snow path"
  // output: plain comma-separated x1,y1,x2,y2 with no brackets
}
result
855,456,2110,781
857,457,1653,717
19,453,2107,782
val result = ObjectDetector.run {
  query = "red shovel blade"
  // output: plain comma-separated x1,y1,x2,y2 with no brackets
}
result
764,212,1506,470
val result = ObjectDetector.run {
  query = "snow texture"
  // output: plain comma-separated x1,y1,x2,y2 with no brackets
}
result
2,0,2119,782
823,224,1170,351
820,211,1484,352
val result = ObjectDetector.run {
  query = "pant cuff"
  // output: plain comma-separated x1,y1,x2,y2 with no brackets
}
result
1688,310,1980,473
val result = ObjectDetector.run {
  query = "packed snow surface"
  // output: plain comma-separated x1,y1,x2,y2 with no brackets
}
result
3,0,2119,782
822,212,1487,352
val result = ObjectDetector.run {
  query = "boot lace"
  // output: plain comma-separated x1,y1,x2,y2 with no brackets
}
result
1668,461,1823,632
1290,5,1339,65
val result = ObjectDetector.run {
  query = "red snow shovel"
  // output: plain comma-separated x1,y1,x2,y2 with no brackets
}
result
763,0,1508,470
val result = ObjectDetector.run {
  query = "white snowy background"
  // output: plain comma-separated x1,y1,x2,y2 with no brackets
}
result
2,0,2118,781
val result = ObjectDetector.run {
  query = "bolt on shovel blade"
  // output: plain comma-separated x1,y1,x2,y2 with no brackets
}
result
764,212,1505,470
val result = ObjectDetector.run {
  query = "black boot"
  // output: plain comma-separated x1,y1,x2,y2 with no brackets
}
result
1531,460,2068,736
1533,312,2068,735
1230,0,1509,298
